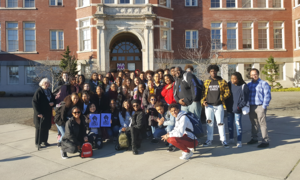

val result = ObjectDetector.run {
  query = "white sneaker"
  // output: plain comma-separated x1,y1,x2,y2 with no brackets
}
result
61,150,68,159
188,148,194,152
229,139,235,144
203,140,212,147
237,141,242,148
179,151,194,160
179,152,186,159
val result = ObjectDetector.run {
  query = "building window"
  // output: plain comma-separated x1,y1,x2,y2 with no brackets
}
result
274,22,284,49
296,0,300,7
24,0,35,7
186,0,197,6
244,64,252,80
159,0,170,8
242,0,251,8
7,22,18,52
242,22,253,49
272,0,282,8
228,64,237,77
135,0,145,4
186,30,198,48
258,22,268,49
25,66,36,84
211,22,222,50
104,0,114,3
24,22,36,52
7,0,18,7
8,66,19,84
227,22,237,50
50,30,64,50
79,20,91,51
120,0,129,3
50,0,63,6
79,0,89,7
257,0,266,8
226,0,236,8
160,20,171,50
296,20,300,49
211,0,220,8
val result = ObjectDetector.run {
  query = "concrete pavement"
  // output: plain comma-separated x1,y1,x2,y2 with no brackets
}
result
0,115,299,180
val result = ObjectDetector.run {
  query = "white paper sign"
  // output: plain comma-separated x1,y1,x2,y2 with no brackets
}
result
89,114,100,128
101,113,111,127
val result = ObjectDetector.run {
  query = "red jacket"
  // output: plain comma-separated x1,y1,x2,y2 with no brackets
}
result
161,83,176,105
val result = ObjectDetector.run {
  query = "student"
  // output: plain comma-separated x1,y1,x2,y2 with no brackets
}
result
103,99,121,141
115,77,123,94
170,67,176,78
201,65,231,148
133,83,146,110
161,103,198,160
81,91,91,115
153,72,164,98
145,70,154,83
85,103,102,149
94,86,106,111
78,83,94,99
142,80,161,108
58,72,69,86
131,77,141,96
161,74,176,105
225,72,249,148
164,68,170,75
121,99,145,155
89,72,99,93
139,72,147,84
119,100,134,132
146,94,159,143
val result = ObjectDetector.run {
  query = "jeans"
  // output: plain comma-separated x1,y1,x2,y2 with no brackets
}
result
107,125,120,138
153,128,167,139
227,112,242,142
181,101,202,122
205,104,226,142
56,124,65,143
151,126,156,134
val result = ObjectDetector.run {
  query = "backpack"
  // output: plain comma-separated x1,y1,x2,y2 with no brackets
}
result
185,112,204,136
115,132,129,151
81,142,93,158
54,101,65,126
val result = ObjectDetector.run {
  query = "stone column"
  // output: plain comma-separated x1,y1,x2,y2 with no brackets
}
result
144,25,154,71
97,25,106,72
237,63,245,79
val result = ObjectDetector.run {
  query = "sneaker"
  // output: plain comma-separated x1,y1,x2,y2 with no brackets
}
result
237,141,242,148
222,141,229,148
151,138,159,143
61,150,68,159
188,148,194,152
257,143,269,148
57,142,61,147
228,139,235,144
247,139,258,145
179,151,194,160
167,145,176,152
203,140,212,147
42,142,50,147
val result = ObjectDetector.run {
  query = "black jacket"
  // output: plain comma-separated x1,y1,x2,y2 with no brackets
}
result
89,80,99,93
142,86,161,108
32,87,55,130
61,116,87,153
174,72,202,106
127,109,145,131
92,94,107,112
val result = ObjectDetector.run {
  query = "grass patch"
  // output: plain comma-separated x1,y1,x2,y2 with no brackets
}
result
271,87,300,92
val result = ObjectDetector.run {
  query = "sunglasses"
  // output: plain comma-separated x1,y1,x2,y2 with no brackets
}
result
133,105,139,107
73,111,81,114
150,99,156,101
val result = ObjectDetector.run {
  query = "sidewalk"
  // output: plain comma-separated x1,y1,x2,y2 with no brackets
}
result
0,115,299,180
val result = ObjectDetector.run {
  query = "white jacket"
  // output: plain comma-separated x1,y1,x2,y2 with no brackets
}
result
169,111,196,139
119,111,134,128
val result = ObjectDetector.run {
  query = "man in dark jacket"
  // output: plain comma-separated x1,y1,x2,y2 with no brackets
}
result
173,67,203,122
122,99,145,155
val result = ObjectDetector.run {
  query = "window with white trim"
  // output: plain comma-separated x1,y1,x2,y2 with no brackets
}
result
242,0,251,8
136,0,145,4
185,0,197,6
211,22,222,50
24,22,36,52
79,19,91,51
185,30,198,48
160,20,171,50
120,0,129,4
24,0,35,7
274,22,284,49
258,22,268,49
8,66,19,84
25,66,36,84
104,0,114,3
211,0,220,8
242,22,253,49
257,0,267,8
79,0,89,7
7,22,18,52
296,20,300,49
50,30,64,50
50,0,62,6
272,0,282,8
226,0,236,8
296,0,300,7
7,0,18,7
227,22,237,50
159,0,170,8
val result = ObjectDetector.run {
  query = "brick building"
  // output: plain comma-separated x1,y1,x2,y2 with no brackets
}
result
0,0,299,95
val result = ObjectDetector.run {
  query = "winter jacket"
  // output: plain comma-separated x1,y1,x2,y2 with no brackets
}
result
169,111,196,140
103,109,121,127
60,95,83,126
142,86,161,108
174,72,203,106
61,116,87,153
89,80,99,93
157,111,175,128
119,111,133,128
32,87,56,130
161,83,176,105
201,76,231,109
226,82,249,113
92,94,107,112
127,109,145,130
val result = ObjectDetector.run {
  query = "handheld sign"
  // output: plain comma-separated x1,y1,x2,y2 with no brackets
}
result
101,113,111,127
89,114,100,128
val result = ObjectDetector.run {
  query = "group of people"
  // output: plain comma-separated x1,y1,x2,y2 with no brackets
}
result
32,64,272,160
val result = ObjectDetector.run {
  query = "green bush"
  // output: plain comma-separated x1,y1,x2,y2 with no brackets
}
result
0,91,6,97
271,88,300,92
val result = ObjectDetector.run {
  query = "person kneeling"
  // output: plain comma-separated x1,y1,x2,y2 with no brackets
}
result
121,99,145,155
61,106,87,159
161,103,198,160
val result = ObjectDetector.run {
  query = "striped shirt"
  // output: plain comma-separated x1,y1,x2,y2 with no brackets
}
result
248,78,272,109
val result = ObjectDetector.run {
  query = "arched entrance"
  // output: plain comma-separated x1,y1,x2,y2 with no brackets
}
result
110,33,142,71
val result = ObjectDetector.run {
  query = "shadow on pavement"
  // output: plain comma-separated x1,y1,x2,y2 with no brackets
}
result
0,156,31,162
